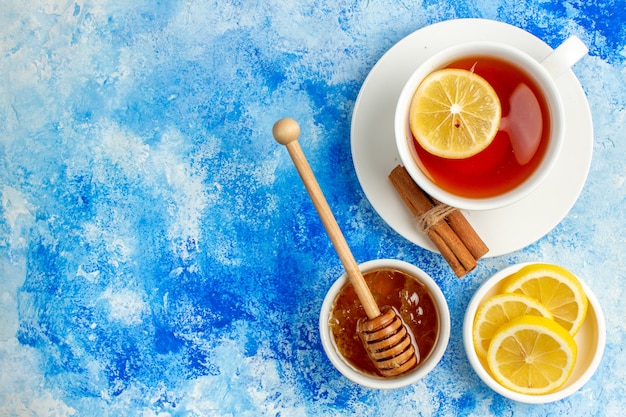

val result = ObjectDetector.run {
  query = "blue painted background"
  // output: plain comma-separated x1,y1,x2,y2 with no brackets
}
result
1,1,625,415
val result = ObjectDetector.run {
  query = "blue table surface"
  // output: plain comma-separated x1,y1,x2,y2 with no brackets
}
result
1,1,625,416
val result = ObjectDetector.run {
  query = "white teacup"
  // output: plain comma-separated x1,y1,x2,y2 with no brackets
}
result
394,36,588,211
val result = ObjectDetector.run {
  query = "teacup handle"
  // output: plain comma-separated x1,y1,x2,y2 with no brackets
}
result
540,35,588,79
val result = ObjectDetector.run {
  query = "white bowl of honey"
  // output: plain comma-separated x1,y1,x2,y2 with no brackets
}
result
319,259,450,389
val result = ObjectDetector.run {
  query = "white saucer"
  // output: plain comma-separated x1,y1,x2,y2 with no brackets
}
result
351,19,593,257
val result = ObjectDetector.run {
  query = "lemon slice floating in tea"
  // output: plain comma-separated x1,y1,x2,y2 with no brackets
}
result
409,68,501,159
487,315,578,395
472,293,553,358
501,263,588,336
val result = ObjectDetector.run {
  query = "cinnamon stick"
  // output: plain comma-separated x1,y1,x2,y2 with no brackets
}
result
427,228,467,278
431,197,489,260
389,165,488,277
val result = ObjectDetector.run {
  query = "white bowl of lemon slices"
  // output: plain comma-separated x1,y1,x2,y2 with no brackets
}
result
463,262,606,404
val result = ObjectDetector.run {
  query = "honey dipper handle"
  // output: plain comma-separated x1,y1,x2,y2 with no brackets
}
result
273,118,381,319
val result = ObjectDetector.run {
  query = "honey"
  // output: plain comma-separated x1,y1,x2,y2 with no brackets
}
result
328,268,439,377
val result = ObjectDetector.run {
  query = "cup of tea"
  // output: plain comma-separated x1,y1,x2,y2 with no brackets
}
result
394,36,588,211
319,259,450,389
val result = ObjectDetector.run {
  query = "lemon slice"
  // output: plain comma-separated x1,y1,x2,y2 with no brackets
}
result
487,315,577,395
501,264,588,336
473,293,553,358
409,68,501,159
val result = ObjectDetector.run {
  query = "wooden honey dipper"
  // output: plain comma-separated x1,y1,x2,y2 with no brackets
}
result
273,118,418,377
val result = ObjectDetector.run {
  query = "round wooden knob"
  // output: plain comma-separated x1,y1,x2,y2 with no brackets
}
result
272,118,300,145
